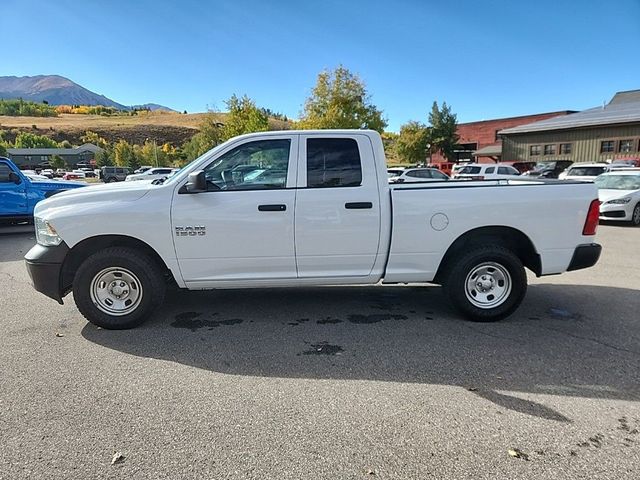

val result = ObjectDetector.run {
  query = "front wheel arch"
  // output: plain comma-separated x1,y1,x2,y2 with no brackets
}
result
61,235,174,297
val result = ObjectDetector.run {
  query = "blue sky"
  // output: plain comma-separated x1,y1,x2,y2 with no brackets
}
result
3,0,640,130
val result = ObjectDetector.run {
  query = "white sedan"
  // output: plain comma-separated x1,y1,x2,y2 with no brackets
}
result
125,167,177,182
559,163,610,182
388,167,449,183
594,170,640,225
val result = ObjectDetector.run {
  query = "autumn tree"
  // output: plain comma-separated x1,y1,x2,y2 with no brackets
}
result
427,101,459,161
396,121,430,164
298,66,387,132
222,94,269,140
114,139,139,170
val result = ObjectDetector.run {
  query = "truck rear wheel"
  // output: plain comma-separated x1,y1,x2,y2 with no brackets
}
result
73,247,166,329
443,245,527,322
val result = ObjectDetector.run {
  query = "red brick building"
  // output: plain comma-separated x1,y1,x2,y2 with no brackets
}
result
430,111,575,164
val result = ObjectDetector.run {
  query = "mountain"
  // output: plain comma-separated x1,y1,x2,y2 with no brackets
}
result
0,75,127,109
131,103,177,112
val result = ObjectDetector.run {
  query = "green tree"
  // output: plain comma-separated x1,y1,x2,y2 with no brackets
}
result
50,155,65,170
182,112,224,161
427,101,459,161
14,132,58,148
222,94,269,140
0,142,7,157
95,148,114,167
298,66,387,132
396,121,430,164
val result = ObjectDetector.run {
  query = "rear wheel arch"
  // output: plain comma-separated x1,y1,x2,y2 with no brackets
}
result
61,235,174,295
434,226,541,283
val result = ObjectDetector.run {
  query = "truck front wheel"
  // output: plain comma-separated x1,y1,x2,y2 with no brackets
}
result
443,246,527,322
73,247,166,329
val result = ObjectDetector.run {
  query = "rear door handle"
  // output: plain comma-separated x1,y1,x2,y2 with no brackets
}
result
258,204,287,212
345,202,373,209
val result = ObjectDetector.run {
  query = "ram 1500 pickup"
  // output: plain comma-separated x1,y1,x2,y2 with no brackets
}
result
24,130,602,329
1,157,85,224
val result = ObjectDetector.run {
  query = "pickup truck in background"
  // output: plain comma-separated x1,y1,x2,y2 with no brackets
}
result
24,130,602,329
0,157,86,225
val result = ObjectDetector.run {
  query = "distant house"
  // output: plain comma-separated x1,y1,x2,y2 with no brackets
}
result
6,143,103,169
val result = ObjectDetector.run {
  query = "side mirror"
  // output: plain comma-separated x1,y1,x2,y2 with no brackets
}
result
9,171,22,185
185,170,207,193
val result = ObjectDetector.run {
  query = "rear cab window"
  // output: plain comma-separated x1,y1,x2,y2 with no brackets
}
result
306,138,362,188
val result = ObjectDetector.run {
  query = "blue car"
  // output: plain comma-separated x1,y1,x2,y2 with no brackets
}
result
0,157,86,224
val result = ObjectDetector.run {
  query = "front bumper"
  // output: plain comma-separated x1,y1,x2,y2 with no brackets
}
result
24,242,70,304
599,202,633,221
567,243,602,272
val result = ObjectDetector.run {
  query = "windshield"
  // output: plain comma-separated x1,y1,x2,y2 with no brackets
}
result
567,166,607,177
594,174,640,190
459,166,481,174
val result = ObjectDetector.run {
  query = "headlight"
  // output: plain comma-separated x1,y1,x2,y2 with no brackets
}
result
35,217,62,246
605,197,632,205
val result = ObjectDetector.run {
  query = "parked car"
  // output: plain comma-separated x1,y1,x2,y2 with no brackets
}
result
125,167,177,182
523,160,574,179
54,169,66,178
609,158,640,168
389,167,449,183
77,167,96,178
0,157,86,224
454,163,520,180
134,166,154,174
559,163,609,182
500,161,537,174
594,170,640,225
40,169,55,179
100,166,130,183
387,168,405,179
63,171,86,181
451,163,471,176
24,130,601,329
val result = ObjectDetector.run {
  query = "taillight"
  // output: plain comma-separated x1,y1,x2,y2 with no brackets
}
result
582,199,600,236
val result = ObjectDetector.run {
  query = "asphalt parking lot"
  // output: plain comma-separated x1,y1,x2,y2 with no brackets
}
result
0,224,639,479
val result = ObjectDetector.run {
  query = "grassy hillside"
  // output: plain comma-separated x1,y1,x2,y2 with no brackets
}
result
0,111,291,146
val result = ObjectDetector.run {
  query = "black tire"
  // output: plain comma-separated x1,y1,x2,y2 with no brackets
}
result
105,177,115,183
631,203,640,227
443,245,527,322
73,247,166,329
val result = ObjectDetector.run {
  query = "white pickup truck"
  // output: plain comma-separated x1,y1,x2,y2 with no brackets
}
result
24,130,602,329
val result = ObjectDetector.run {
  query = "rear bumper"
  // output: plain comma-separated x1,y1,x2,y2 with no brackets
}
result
24,242,70,304
567,243,602,272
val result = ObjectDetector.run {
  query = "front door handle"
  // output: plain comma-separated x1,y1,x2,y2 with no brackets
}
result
258,204,287,212
345,202,373,209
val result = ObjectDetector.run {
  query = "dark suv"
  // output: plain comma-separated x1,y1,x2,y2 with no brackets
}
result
100,166,130,183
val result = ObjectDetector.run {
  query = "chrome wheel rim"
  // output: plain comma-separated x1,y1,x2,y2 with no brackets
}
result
90,267,143,316
464,262,512,309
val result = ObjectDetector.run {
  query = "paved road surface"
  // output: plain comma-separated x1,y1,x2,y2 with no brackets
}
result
0,224,638,479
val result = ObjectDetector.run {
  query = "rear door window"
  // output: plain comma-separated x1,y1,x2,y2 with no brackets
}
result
485,167,495,174
306,138,362,188
0,164,12,182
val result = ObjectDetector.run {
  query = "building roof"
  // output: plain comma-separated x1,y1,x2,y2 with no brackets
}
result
8,147,93,156
473,144,502,156
7,143,101,156
75,143,103,153
499,90,640,135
